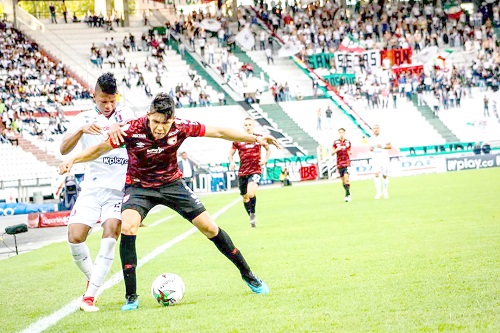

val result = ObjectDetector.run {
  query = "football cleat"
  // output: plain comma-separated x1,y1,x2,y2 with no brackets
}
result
243,274,269,294
249,213,256,228
80,296,99,312
121,294,139,311
344,195,351,203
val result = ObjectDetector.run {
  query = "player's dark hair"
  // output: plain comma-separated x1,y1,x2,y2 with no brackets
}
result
150,92,175,119
96,72,117,95
338,128,346,132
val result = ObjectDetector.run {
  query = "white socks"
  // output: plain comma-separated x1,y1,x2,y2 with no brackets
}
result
383,177,389,193
69,242,93,281
85,238,117,298
374,176,382,195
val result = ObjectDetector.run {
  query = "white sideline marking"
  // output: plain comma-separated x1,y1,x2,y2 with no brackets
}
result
18,198,241,333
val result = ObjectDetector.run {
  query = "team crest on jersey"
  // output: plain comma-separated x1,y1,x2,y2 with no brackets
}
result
167,136,177,145
123,195,130,203
70,208,77,216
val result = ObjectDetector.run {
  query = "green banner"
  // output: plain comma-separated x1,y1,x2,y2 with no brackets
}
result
323,74,356,86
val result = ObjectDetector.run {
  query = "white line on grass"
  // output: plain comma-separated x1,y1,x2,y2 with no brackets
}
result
19,197,241,333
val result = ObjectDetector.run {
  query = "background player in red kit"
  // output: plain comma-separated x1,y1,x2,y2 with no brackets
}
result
332,128,352,202
59,93,280,311
229,118,271,228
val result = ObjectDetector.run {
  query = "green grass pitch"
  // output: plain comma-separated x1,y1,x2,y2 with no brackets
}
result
1,168,499,332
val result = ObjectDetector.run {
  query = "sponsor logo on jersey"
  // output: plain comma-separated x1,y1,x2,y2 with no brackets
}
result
167,136,177,145
168,129,179,136
102,156,128,165
136,142,145,148
132,133,147,138
147,147,165,154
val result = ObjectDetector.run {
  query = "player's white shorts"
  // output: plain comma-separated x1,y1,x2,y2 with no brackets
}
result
68,187,124,227
371,157,391,176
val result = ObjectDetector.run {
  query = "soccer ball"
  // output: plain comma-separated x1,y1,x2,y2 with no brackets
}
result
151,273,185,306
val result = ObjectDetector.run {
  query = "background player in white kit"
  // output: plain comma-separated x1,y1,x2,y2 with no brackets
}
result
60,73,135,312
369,124,392,199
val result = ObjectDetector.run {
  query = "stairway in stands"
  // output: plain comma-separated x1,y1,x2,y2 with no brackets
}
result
17,137,61,167
257,104,319,155
410,96,460,142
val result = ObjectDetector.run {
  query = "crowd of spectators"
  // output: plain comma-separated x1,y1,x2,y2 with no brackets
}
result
249,0,499,115
0,20,91,144
89,20,225,107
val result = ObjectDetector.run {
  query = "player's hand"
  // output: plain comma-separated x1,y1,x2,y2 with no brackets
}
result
256,135,281,149
81,123,103,135
58,159,74,175
108,123,127,146
229,162,236,171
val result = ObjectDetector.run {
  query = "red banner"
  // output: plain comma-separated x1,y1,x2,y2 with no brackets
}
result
299,165,317,181
38,211,71,228
381,48,413,66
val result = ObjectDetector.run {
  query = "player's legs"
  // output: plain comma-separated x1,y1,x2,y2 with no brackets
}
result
239,175,252,216
381,162,390,199
68,223,93,280
192,211,269,294
84,190,122,299
341,169,351,202
246,179,259,227
119,187,158,311
164,179,269,294
371,159,382,199
67,189,101,282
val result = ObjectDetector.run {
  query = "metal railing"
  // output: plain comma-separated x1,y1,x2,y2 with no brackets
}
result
16,6,45,33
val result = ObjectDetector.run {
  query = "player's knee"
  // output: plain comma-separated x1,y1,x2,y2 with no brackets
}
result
102,219,121,239
242,195,250,203
68,229,87,244
121,222,140,235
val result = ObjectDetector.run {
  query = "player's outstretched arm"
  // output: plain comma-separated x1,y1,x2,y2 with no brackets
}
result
204,126,281,149
261,144,272,166
228,147,237,171
58,140,114,175
60,123,103,155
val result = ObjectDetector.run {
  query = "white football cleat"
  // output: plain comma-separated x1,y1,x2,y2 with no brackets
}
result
374,193,381,200
383,191,389,199
344,196,351,203
80,296,99,312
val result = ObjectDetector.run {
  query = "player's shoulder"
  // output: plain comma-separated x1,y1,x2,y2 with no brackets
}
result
72,109,95,123
116,105,135,119
174,117,201,127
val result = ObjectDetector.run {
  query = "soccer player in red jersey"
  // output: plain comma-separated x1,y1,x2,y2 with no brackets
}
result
59,93,280,310
332,128,352,202
228,118,271,228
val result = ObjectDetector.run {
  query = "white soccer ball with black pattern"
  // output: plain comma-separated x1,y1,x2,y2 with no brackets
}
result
151,273,185,306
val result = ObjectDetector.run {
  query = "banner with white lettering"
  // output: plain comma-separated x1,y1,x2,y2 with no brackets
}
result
307,50,381,71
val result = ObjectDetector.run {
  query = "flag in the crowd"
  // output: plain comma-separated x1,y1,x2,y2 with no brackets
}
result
435,49,453,68
437,49,453,61
235,28,255,50
277,42,302,58
443,1,462,20
338,34,365,53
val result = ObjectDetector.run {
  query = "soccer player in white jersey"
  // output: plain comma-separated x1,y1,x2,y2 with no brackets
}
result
369,124,392,199
60,73,135,312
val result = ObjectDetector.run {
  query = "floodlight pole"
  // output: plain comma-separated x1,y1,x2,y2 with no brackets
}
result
12,0,18,27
